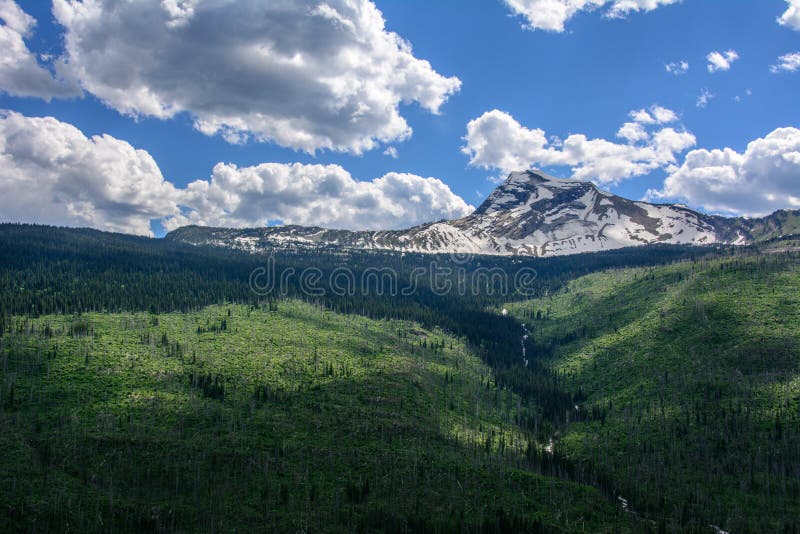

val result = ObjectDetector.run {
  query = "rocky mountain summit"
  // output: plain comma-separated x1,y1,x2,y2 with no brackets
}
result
167,171,800,257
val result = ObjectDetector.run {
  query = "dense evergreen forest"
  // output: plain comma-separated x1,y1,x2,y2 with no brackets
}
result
1,223,798,532
507,253,800,532
0,223,716,356
1,301,635,531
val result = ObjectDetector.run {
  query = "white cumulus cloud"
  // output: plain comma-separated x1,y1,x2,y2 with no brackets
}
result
779,0,800,30
706,49,739,72
770,52,800,73
649,105,679,123
0,110,180,235
461,105,694,184
0,111,471,235
51,0,460,154
503,0,680,32
0,0,79,99
647,127,800,216
164,164,473,232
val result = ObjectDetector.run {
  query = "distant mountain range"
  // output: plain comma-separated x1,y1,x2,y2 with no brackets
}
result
166,170,800,257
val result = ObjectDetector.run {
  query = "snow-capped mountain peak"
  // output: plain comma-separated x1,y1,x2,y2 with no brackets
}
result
475,170,602,216
166,170,800,257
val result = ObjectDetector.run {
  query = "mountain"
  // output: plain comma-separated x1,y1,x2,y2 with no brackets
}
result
166,170,800,257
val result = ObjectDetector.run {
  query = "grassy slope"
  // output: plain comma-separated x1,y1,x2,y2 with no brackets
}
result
506,253,800,532
0,301,628,532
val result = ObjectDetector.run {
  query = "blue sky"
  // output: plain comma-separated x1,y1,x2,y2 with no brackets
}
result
0,0,799,235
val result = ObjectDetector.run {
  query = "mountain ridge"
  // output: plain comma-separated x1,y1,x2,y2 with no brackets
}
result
166,170,800,257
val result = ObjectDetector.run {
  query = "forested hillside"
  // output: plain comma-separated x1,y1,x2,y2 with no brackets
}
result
506,252,800,532
2,224,798,531
0,301,633,531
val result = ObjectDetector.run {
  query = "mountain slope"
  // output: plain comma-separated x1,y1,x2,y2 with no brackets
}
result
166,170,800,257
0,300,631,532
504,253,800,531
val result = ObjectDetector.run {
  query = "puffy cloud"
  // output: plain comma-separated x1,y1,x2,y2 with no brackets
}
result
770,52,800,73
647,128,800,216
163,164,473,231
706,49,739,72
462,105,694,184
696,88,715,108
503,0,680,32
462,110,553,175
0,110,180,235
52,0,460,154
629,109,655,124
0,0,79,99
383,146,399,158
649,105,679,123
779,0,800,30
0,111,471,235
503,0,602,32
665,60,689,75
617,121,649,143
627,106,677,125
